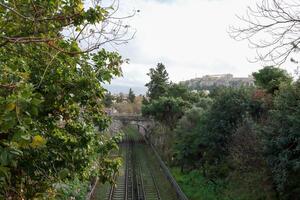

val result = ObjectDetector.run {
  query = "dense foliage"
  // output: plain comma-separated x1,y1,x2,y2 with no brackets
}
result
142,63,202,161
142,96,190,130
173,107,209,171
252,66,292,94
263,82,300,199
0,1,124,198
142,63,202,130
145,63,169,100
204,88,252,160
143,65,299,199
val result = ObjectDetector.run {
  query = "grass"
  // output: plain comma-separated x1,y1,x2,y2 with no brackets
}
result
171,167,277,200
171,168,231,200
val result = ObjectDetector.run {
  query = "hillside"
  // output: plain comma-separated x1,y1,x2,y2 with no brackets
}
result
180,74,254,91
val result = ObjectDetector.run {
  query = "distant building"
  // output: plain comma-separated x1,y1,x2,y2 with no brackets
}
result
181,74,254,91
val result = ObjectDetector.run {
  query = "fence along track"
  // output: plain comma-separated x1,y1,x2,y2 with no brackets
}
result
148,142,188,200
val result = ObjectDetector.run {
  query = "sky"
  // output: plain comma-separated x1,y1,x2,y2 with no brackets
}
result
103,0,298,94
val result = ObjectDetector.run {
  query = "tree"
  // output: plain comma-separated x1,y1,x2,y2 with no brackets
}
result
145,63,169,100
142,97,190,130
263,81,300,199
252,66,292,94
128,88,135,103
116,93,124,103
0,0,129,198
194,97,214,110
167,83,189,99
167,83,206,103
174,107,207,172
227,118,277,200
104,92,114,107
205,88,252,164
230,0,300,65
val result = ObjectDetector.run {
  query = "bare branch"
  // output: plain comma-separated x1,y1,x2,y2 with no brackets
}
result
0,0,136,55
230,0,300,65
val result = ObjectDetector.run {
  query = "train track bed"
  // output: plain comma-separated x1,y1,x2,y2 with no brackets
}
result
92,125,179,200
134,143,178,200
134,143,161,200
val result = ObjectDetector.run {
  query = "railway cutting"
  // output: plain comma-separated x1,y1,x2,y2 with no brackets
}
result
106,134,163,200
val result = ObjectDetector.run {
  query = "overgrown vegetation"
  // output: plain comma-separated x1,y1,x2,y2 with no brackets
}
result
142,63,299,199
2,0,300,199
0,0,127,198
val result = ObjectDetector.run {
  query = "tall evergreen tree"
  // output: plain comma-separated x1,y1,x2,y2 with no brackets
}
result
145,63,169,100
128,88,135,103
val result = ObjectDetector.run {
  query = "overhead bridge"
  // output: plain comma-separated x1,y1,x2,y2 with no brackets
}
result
90,113,189,200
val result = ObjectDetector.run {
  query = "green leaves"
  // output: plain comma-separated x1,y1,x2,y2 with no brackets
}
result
145,63,169,100
142,96,191,130
252,66,292,94
263,81,300,198
92,49,123,83
0,0,123,198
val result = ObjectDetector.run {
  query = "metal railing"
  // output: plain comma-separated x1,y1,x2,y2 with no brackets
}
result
147,140,189,200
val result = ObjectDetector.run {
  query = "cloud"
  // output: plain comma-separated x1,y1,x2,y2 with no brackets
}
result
105,0,297,94
144,0,177,3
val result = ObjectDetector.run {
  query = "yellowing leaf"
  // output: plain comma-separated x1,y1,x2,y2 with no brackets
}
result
59,106,65,112
30,135,46,148
6,103,16,111
19,72,29,80
75,2,84,12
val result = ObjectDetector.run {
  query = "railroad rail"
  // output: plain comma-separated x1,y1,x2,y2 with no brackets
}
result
135,145,161,200
125,142,134,200
107,134,161,200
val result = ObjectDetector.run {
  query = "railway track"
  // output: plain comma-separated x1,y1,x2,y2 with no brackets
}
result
125,142,134,200
107,138,134,200
134,144,161,200
107,134,161,200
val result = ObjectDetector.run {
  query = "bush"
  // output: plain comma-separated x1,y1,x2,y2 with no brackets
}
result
228,118,276,200
173,107,206,171
204,87,252,166
263,82,300,199
53,178,89,200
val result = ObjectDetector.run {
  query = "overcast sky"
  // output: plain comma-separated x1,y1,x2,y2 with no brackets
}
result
104,0,297,94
